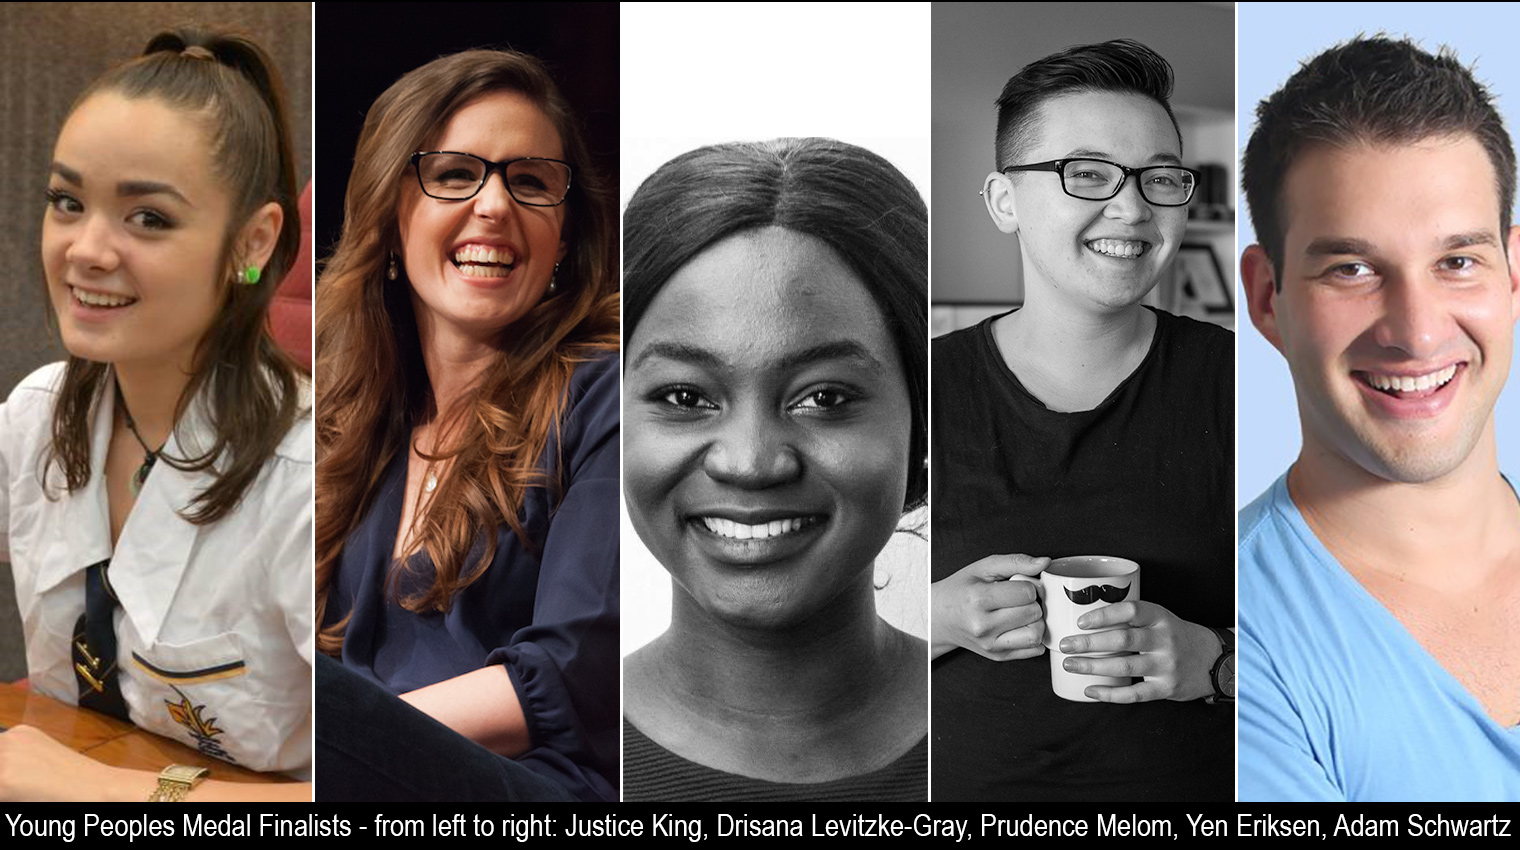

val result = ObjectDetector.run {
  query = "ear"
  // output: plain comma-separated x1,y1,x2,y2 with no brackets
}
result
236,201,284,276
983,172,1020,235
1241,244,1286,353
556,238,568,265
1507,225,1520,322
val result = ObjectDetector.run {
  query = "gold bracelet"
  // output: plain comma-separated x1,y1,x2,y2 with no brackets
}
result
149,765,209,802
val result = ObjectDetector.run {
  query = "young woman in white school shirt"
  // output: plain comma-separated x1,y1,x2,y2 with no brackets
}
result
0,30,311,802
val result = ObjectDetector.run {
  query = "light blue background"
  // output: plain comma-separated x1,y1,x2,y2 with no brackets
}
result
1238,2,1520,506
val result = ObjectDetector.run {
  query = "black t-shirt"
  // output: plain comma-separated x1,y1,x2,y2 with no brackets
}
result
931,308,1234,801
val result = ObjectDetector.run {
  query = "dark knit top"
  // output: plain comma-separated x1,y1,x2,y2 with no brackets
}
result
622,719,927,802
931,308,1234,801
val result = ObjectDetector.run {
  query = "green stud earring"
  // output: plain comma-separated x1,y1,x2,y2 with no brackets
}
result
239,265,262,285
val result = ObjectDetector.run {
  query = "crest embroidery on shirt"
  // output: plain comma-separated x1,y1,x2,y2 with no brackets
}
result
164,685,238,764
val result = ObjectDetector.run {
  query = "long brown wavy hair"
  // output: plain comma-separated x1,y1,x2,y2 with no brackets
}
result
315,50,619,655
47,30,304,524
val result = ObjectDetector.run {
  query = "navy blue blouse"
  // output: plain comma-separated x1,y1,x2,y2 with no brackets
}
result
325,353,619,801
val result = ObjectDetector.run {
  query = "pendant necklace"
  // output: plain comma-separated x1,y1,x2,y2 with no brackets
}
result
117,384,164,496
418,421,442,494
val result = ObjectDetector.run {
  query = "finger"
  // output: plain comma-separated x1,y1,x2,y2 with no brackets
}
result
1076,600,1141,630
1061,652,1155,679
978,622,1045,661
1084,679,1171,704
967,601,1042,639
971,553,1051,581
984,645,1046,662
982,577,1039,609
1058,626,1152,655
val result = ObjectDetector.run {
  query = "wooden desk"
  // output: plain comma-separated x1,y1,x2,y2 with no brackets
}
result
0,681,278,783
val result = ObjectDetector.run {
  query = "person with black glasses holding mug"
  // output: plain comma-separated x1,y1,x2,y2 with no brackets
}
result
930,39,1235,801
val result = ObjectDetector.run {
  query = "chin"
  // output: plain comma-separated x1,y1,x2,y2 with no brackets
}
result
1353,431,1486,485
1087,280,1161,311
55,330,111,364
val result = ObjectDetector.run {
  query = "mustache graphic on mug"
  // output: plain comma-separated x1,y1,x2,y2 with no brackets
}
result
1010,555,1141,702
1063,582,1132,606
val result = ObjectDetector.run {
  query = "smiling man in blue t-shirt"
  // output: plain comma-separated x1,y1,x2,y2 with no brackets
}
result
1239,36,1520,801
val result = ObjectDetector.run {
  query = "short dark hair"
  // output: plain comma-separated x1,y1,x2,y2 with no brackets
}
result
1243,35,1516,279
994,38,1181,168
623,138,928,512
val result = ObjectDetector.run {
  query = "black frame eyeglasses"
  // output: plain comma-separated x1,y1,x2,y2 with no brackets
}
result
410,151,574,206
1000,158,1199,207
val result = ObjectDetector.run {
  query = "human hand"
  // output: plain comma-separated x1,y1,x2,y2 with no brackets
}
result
1055,601,1218,703
0,724,139,802
931,553,1050,661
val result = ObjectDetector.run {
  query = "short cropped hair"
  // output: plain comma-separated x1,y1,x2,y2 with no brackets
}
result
994,38,1181,168
1243,36,1516,277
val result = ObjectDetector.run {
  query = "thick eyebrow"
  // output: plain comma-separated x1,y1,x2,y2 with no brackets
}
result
629,339,887,374
1442,230,1499,251
1304,231,1500,259
1304,237,1376,258
118,180,189,204
629,340,725,372
49,162,189,204
775,340,887,373
1064,148,1182,166
50,162,82,185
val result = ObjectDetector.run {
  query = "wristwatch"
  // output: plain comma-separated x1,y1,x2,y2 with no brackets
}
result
149,764,209,802
1205,626,1235,704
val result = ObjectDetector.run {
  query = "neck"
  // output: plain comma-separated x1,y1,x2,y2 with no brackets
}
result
413,302,501,423
659,578,896,723
995,287,1156,411
113,358,194,446
1290,424,1520,588
1012,288,1153,353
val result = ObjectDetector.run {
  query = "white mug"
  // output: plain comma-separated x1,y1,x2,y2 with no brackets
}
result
1013,555,1141,702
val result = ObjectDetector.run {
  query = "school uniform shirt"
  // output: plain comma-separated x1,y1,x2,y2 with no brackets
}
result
1,363,313,777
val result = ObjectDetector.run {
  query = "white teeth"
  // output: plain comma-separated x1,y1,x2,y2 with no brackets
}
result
456,263,512,278
1365,364,1458,393
700,516,814,540
1087,238,1146,258
71,287,135,307
452,245,516,267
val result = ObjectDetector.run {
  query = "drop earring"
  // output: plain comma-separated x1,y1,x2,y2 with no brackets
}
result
547,263,559,294
387,253,399,281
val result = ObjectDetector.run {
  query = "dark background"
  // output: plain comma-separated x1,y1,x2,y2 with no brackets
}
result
313,1,619,262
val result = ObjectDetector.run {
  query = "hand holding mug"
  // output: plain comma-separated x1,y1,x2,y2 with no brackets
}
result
931,553,1050,661
1057,601,1219,703
1009,555,1141,701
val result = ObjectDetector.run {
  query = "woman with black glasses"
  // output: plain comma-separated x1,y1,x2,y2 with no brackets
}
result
313,49,619,802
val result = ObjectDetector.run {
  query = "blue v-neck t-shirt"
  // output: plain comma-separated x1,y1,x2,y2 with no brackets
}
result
1239,474,1520,801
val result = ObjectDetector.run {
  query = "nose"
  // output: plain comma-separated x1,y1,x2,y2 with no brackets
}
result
62,214,119,272
1102,175,1153,225
1372,274,1453,358
471,168,518,221
701,407,802,489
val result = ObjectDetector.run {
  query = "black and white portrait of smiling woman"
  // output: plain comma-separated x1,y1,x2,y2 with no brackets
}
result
619,4,930,802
